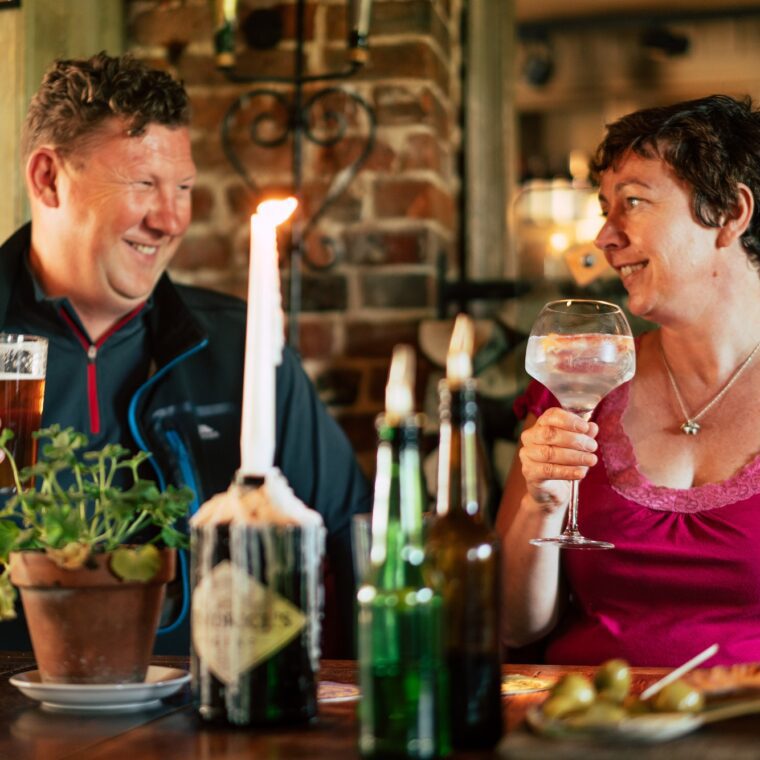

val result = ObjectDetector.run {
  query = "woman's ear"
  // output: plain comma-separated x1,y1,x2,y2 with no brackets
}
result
26,148,61,208
717,182,754,248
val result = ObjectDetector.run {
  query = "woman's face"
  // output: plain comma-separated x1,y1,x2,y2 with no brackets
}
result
594,151,724,324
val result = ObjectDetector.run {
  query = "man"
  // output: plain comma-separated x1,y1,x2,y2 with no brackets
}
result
0,52,371,654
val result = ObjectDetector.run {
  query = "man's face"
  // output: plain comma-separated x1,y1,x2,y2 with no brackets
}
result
594,151,723,324
35,119,196,328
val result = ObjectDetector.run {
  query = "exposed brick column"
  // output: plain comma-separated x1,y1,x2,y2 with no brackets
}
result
126,0,462,475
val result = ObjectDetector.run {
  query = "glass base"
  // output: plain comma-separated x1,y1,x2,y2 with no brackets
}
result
530,534,614,550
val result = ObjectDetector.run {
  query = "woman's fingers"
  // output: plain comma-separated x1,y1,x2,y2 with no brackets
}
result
520,408,599,482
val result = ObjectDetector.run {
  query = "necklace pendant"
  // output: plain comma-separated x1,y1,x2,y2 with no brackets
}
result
681,419,701,435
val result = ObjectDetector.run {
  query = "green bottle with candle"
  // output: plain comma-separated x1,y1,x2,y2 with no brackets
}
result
357,345,450,759
426,314,503,749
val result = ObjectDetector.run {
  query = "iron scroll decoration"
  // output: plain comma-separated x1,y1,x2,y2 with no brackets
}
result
214,0,376,350
220,86,377,244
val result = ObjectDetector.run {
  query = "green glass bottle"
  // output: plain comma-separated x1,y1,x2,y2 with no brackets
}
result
211,0,237,68
358,345,451,759
426,315,503,750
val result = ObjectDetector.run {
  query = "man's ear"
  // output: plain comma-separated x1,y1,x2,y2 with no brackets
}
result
717,183,754,248
26,148,62,208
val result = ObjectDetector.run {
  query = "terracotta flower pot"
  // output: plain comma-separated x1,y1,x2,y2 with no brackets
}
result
9,548,176,684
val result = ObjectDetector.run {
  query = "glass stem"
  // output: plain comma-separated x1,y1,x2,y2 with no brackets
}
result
564,480,581,538
563,409,593,539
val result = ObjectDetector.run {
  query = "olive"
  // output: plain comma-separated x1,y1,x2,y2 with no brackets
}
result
594,658,632,703
564,700,627,727
651,680,705,713
549,673,597,711
541,695,580,720
623,695,651,715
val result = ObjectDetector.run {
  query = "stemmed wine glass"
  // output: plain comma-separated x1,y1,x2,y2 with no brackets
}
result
525,299,635,549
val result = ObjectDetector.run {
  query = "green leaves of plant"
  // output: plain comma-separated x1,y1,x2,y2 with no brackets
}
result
110,544,161,582
0,522,20,559
0,425,195,618
0,569,16,620
42,507,83,548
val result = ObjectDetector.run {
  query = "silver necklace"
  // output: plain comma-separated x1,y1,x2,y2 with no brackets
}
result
660,338,760,435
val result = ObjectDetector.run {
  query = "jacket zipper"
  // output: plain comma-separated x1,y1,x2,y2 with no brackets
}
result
58,304,145,435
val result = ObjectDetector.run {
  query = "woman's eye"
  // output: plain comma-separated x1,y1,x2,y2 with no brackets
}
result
625,196,641,208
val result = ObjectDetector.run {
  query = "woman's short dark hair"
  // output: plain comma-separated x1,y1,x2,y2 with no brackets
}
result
591,94,760,266
22,51,190,160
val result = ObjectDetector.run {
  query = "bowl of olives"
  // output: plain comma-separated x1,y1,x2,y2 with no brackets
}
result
527,659,709,743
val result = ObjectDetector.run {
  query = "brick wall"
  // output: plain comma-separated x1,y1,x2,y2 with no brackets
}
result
126,0,462,475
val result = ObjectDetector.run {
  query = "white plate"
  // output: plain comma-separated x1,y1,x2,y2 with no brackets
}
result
9,666,190,714
526,705,702,743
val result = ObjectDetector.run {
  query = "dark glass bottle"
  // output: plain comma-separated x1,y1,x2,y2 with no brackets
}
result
358,380,450,758
426,377,503,749
191,488,323,726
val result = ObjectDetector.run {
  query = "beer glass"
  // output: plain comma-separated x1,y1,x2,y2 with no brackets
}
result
0,334,48,491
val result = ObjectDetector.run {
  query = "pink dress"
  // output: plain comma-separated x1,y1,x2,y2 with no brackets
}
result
515,379,760,667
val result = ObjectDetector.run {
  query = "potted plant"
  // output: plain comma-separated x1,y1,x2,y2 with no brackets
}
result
0,425,193,685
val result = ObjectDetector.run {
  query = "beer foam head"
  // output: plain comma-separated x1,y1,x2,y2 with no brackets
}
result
190,468,324,528
0,372,45,380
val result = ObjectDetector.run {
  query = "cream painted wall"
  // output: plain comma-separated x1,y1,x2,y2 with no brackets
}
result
0,5,26,244
0,0,123,242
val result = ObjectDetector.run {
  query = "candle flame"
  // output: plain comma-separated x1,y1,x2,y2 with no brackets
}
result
385,344,415,420
256,197,298,226
446,313,474,384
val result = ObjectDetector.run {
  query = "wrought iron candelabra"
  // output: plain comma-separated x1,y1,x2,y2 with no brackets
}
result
215,0,376,350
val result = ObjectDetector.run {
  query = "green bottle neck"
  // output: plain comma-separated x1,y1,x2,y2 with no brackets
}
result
369,415,426,588
435,379,483,520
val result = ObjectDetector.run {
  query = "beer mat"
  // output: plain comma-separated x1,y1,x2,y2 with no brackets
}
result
686,663,760,695
501,674,555,696
318,681,361,703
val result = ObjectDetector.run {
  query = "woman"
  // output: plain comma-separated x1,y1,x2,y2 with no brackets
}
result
498,94,760,666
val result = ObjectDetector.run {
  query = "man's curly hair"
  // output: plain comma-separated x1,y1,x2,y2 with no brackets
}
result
22,51,190,160
591,94,760,268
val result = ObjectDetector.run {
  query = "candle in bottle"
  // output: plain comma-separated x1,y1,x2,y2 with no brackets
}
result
239,197,297,477
426,313,503,750
357,344,451,758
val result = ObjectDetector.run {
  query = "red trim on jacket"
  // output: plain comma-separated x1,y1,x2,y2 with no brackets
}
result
57,305,146,434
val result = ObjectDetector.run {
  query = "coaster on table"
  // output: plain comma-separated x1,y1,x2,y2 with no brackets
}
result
501,674,555,696
318,681,360,703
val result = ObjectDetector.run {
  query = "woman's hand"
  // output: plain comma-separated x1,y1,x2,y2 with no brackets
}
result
519,407,599,513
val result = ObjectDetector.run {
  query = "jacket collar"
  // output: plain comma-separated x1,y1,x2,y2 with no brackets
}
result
0,222,30,328
0,222,207,369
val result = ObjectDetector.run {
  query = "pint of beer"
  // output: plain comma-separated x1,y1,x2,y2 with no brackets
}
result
0,334,48,491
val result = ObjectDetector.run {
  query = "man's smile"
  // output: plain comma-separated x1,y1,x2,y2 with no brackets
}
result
125,239,160,256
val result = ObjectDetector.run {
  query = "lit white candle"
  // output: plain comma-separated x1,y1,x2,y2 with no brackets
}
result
240,197,297,477
384,344,415,424
446,313,474,387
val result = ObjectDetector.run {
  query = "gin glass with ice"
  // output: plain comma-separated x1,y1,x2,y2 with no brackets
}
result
525,299,635,549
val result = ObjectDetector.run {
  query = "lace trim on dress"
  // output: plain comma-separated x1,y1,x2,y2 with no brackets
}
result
598,382,760,513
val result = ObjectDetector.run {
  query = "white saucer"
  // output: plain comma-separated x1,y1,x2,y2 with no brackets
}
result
10,666,190,714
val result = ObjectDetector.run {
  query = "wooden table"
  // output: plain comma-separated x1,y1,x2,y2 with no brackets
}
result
0,652,758,759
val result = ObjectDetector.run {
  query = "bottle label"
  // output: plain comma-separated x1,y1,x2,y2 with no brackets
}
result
192,559,306,685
